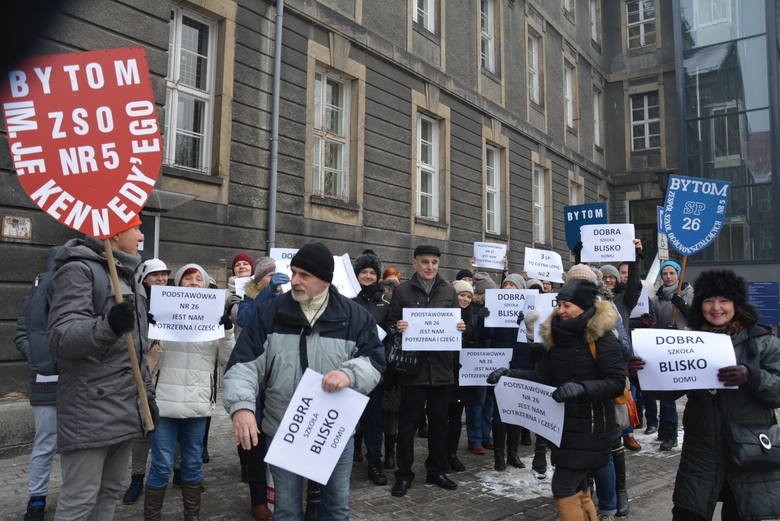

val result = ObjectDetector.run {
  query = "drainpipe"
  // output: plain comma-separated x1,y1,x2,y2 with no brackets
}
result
267,0,284,253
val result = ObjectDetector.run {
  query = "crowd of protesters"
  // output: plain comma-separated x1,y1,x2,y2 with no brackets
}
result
14,223,779,521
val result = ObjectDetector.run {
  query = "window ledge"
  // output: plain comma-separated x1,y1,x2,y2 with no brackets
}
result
413,24,440,44
594,144,604,154
590,39,602,54
162,165,223,186
485,232,508,242
566,126,578,137
530,100,545,112
414,216,447,229
481,69,502,83
310,194,360,212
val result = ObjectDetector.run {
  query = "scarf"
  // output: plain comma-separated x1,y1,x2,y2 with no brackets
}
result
299,287,329,326
701,320,744,339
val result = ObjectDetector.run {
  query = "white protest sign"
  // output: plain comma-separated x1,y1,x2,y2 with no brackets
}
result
332,254,361,298
270,248,297,293
629,283,652,319
494,376,564,447
580,224,636,263
234,276,253,298
473,242,507,270
458,348,513,386
148,286,226,342
264,369,368,485
484,289,537,328
524,247,565,283
402,308,461,351
521,292,557,343
631,329,737,391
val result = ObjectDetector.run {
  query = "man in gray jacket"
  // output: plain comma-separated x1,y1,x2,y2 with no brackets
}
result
47,216,154,521
224,242,385,521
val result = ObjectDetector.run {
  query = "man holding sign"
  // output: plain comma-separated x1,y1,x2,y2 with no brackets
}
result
385,245,466,497
47,217,155,521
224,242,385,521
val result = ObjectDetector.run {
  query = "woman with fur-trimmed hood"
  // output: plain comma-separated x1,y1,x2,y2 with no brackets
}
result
488,279,625,520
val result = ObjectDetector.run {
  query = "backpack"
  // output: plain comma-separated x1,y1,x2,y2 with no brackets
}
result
17,246,110,375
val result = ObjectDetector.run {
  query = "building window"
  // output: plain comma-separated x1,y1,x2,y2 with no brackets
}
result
527,33,541,105
593,88,602,148
414,0,436,33
165,8,217,174
417,114,439,221
480,0,496,73
485,145,501,235
711,105,741,163
693,0,730,28
569,176,584,205
590,0,600,42
532,163,548,244
630,91,660,151
563,0,575,17
626,0,656,49
564,62,575,129
312,69,350,199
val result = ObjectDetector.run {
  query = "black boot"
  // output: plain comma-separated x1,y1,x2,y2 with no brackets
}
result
532,438,547,476
506,426,524,468
304,482,321,521
520,427,532,445
122,473,145,504
659,424,678,451
614,447,629,516
368,461,388,485
384,434,397,469
494,448,506,471
23,496,45,521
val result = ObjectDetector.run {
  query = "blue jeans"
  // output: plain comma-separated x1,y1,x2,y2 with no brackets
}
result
464,388,493,447
593,454,617,515
147,417,207,488
268,436,354,521
28,405,57,497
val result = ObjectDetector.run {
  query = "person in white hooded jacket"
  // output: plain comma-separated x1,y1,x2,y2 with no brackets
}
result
143,263,234,521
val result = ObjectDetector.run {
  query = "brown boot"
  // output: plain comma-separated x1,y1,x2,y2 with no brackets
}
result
143,486,166,521
553,494,585,521
181,482,202,521
579,487,598,521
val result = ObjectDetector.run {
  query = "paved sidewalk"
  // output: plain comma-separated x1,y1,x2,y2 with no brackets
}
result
0,401,682,521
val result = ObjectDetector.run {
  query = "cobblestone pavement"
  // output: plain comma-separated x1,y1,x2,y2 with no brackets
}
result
0,402,683,521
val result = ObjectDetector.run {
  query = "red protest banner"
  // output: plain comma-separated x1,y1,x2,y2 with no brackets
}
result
1,46,162,238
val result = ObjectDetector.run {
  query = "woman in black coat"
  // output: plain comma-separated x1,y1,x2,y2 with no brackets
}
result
490,279,625,520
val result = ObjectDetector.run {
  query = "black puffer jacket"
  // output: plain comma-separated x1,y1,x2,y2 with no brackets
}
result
354,283,391,327
538,301,626,470
385,273,458,386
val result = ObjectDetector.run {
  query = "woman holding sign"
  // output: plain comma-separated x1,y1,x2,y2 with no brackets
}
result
631,270,780,521
490,279,625,520
144,264,235,521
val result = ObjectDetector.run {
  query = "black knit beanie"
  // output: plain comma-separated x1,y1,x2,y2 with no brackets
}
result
354,249,382,277
556,279,599,310
291,242,334,283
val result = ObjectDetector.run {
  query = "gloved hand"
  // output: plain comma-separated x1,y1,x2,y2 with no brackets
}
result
718,365,750,387
486,367,509,385
628,356,645,379
551,382,586,403
108,300,135,335
147,395,160,432
638,313,656,328
524,310,540,342
219,312,234,331
671,294,688,312
572,241,583,264
516,311,526,326
269,272,290,291
474,306,490,318
147,313,157,325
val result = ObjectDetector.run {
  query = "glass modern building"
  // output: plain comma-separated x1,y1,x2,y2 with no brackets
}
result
674,0,779,280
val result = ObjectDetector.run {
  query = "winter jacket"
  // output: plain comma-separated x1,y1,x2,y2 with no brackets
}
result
223,286,385,437
537,301,626,470
155,331,234,418
658,325,780,521
47,237,151,452
14,310,57,406
385,273,459,386
353,283,391,331
653,282,693,329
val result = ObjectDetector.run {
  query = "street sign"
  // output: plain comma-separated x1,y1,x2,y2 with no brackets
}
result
662,175,730,256
747,282,779,325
